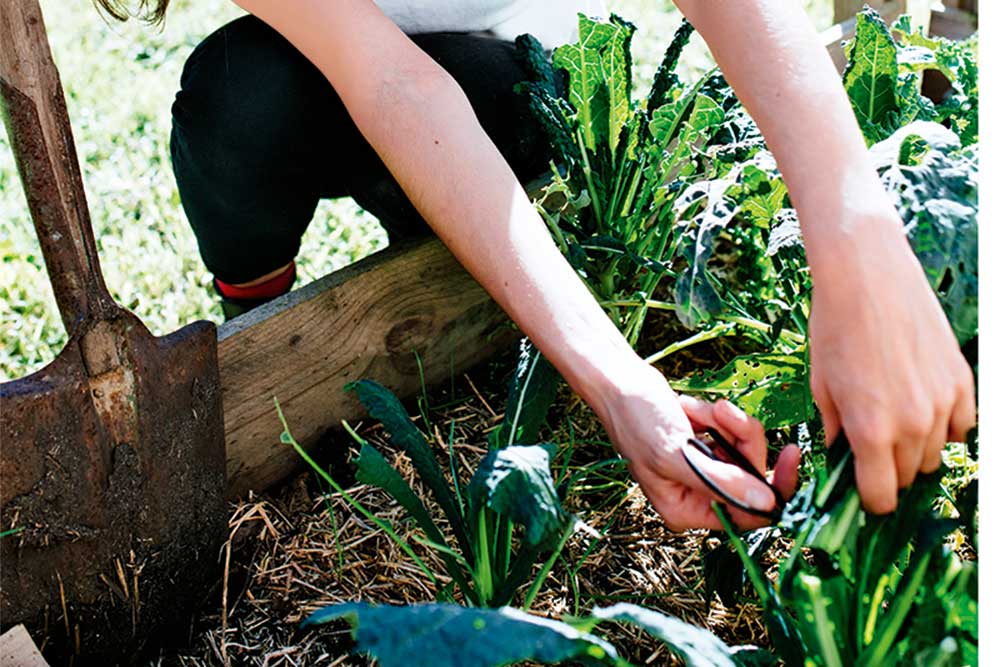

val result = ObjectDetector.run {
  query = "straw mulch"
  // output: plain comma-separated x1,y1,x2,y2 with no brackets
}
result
153,343,776,667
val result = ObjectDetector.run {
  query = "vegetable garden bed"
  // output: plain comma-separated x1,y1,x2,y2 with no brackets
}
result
151,6,980,664
161,356,782,666
2,1,977,665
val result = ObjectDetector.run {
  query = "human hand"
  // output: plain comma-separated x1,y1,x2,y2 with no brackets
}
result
601,365,800,531
809,219,976,514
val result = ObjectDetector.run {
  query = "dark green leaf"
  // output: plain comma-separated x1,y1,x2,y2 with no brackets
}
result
348,380,472,561
592,603,740,667
715,507,806,667
647,19,695,116
703,528,779,609
703,539,744,609
495,340,560,449
467,445,570,548
303,602,619,667
517,80,581,166
354,443,439,541
671,148,786,327
730,647,780,667
672,176,740,326
354,443,476,601
871,122,978,345
514,33,561,99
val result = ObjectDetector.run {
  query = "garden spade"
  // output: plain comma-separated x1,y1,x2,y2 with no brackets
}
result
0,1,226,662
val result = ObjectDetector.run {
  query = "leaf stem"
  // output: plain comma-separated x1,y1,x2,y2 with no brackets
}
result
645,322,736,365
602,299,807,347
476,508,494,602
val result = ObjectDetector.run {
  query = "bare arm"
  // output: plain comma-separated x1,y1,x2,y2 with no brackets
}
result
235,0,797,529
234,0,634,423
673,0,976,512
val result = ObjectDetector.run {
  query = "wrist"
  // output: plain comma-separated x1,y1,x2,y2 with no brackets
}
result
583,355,673,427
800,196,909,283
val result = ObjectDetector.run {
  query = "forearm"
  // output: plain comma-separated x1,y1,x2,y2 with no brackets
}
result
673,0,907,279
372,74,648,420
234,0,653,420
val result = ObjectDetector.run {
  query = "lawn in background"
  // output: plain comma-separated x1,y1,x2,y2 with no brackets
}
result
0,0,831,381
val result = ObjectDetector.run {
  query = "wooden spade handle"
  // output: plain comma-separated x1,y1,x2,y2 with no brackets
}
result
0,0,117,335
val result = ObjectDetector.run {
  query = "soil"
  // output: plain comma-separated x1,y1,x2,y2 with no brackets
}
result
134,325,786,666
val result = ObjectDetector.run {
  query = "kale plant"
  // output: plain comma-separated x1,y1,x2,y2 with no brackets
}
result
519,10,978,431
280,342,573,609
844,8,979,147
516,16,750,347
717,436,977,667
518,16,814,428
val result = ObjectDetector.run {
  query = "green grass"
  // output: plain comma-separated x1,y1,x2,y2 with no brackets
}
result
0,0,386,380
0,0,832,381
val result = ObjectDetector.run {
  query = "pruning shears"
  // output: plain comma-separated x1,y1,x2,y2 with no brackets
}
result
682,427,786,522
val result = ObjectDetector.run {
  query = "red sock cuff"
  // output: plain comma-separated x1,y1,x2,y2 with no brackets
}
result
215,263,296,301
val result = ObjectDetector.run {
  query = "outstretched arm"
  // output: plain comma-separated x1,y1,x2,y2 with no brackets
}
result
672,0,976,513
234,0,799,530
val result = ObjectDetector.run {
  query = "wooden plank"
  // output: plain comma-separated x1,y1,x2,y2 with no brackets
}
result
834,0,904,23
0,625,50,667
929,5,977,40
218,237,515,496
942,0,977,14
834,0,861,23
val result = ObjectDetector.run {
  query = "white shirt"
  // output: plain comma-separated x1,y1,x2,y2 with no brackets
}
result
373,0,609,50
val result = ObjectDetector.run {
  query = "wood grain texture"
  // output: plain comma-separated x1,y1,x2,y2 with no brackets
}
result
929,5,978,40
218,237,515,496
943,0,978,14
0,0,117,330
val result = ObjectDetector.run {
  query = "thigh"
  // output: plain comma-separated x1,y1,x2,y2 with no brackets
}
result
170,15,359,283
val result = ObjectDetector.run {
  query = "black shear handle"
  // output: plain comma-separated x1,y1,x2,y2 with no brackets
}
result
682,428,785,522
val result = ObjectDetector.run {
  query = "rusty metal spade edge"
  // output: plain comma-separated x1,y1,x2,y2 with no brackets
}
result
1,2,227,662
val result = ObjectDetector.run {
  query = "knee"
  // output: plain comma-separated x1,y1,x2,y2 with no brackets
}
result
170,14,328,158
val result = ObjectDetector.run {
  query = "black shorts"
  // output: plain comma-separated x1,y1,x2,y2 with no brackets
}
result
170,15,551,284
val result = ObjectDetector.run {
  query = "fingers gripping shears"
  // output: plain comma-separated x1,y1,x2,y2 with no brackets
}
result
682,427,786,522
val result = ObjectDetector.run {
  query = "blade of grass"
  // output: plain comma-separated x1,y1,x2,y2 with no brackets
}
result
314,472,346,575
446,419,465,516
715,503,805,667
